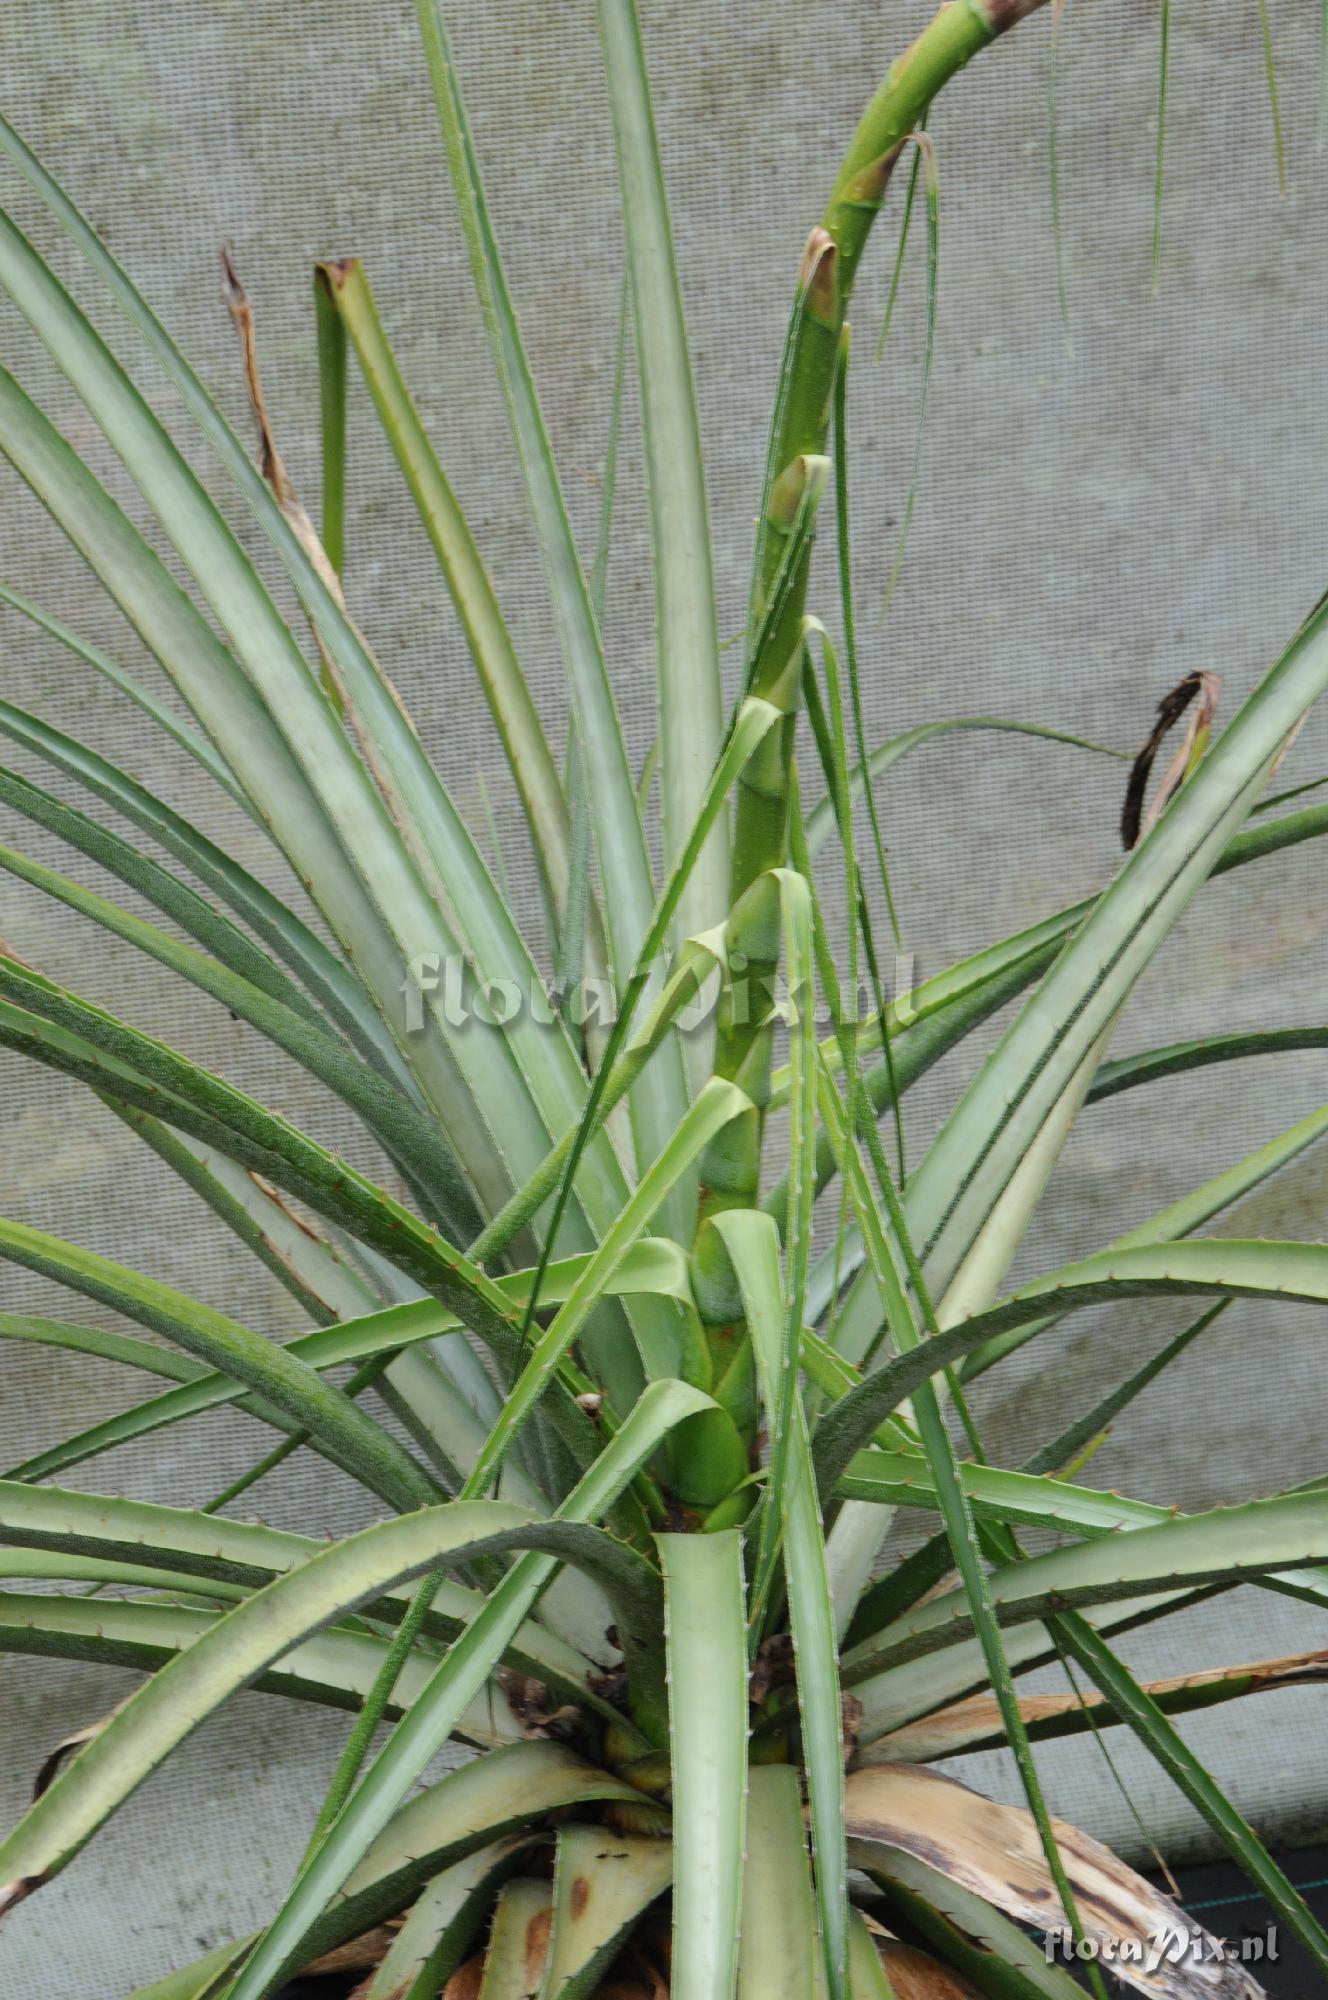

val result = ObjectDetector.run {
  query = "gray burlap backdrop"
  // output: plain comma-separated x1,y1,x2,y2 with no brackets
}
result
2,2,1327,1990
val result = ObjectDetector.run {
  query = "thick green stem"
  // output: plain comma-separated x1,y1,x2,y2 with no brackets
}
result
741,0,1047,905
685,0,1051,1503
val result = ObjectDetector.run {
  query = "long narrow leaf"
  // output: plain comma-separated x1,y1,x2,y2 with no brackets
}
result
312,262,347,576
0,763,325,1025
817,1058,1104,1985
0,1592,524,1749
658,1529,747,2000
467,694,780,1290
462,1079,749,1499
0,192,643,1267
0,1392,701,1933
597,0,727,976
1049,1613,1328,1975
1088,1025,1328,1102
847,1303,1226,1643
407,2,691,1192
0,838,471,1228
0,348,506,1210
743,871,817,1631
717,1209,847,2000
902,593,1328,1302
817,1231,1328,1493
317,257,575,944
846,1488,1328,1702
0,1479,609,1707
0,968,515,1340
1,1238,688,1485
0,581,245,805
803,714,1124,859
0,1212,439,1512
865,1646,1328,1763
221,1379,707,2000
959,1096,1328,1382
0,696,408,1082
737,1766,817,2000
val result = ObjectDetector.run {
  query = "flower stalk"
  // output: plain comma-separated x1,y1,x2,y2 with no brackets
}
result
687,0,1052,1507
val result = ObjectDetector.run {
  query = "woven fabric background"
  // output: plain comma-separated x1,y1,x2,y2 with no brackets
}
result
1,2,1327,1990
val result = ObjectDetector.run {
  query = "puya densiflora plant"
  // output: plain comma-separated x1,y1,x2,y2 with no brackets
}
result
0,2,1326,1996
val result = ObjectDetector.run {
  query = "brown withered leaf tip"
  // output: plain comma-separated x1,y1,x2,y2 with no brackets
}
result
872,1645,1328,1765
1120,670,1221,851
32,1719,108,1802
219,242,289,501
0,934,39,970
0,1870,48,1922
220,243,346,614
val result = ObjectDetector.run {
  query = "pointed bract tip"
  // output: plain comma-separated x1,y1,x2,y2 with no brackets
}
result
767,452,829,530
316,256,360,290
797,226,838,324
983,0,1047,34
842,139,906,209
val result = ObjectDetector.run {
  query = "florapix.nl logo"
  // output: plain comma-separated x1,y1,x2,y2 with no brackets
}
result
1044,1922,1278,1975
399,948,918,1037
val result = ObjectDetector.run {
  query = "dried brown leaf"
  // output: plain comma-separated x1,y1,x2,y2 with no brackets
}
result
867,1647,1328,1763
876,1936,986,1999
302,1924,398,1978
440,1955,486,2000
845,1763,1264,2000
